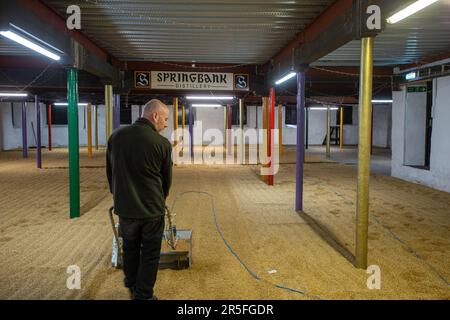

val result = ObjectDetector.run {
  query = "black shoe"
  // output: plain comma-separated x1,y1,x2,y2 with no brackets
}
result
127,287,135,300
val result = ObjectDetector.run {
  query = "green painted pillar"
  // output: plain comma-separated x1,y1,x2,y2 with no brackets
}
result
68,68,80,219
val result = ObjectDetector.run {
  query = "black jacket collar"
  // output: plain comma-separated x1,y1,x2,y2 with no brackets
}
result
135,117,156,132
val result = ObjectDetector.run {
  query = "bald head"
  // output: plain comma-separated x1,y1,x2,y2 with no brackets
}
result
141,99,169,132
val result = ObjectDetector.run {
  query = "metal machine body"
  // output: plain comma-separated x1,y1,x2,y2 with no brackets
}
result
109,207,192,270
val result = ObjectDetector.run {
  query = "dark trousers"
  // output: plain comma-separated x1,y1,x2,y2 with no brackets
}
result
119,216,164,300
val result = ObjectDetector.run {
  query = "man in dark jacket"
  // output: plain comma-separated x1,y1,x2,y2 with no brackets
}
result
107,99,172,300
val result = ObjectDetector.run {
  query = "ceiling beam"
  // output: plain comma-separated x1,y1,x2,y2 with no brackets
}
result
266,0,408,86
0,0,122,86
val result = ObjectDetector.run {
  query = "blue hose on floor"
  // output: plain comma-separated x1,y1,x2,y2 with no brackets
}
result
170,191,322,300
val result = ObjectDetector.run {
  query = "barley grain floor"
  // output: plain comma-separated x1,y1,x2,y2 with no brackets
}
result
0,147,448,300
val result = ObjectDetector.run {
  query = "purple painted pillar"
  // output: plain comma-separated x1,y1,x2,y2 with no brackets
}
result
295,72,306,211
35,95,42,169
22,102,28,158
189,105,194,158
113,94,121,130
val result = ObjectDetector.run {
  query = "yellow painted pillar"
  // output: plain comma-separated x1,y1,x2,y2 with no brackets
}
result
223,106,227,151
94,105,98,150
87,102,92,159
182,104,185,148
173,97,178,147
239,98,244,164
356,37,374,269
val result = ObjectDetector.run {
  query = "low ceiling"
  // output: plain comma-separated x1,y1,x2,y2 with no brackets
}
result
1,1,449,67
0,0,448,103
315,0,450,66
42,0,334,64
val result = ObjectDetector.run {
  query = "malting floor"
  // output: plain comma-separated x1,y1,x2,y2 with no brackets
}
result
0,146,448,299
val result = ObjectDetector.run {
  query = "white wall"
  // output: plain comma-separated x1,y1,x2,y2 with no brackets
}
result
391,76,450,193
372,104,392,148
0,102,108,150
1,101,392,151
404,90,427,165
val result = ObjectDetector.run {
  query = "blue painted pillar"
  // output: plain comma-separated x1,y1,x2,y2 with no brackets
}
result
189,105,193,158
295,72,306,212
113,94,120,130
35,95,42,169
22,102,28,159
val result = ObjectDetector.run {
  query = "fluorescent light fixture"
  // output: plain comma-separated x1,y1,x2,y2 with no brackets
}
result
186,96,234,100
0,30,61,61
387,0,439,24
192,104,222,108
405,72,417,80
309,107,339,111
0,92,28,97
371,100,393,104
54,102,88,106
275,72,297,85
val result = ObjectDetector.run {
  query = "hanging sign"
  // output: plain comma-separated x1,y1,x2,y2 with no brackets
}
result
134,71,249,91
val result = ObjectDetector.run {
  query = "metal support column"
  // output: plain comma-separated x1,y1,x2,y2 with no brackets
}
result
268,88,275,186
68,68,80,219
22,102,27,158
35,95,41,169
295,72,306,212
239,98,244,164
48,103,52,151
105,85,113,139
87,102,92,159
223,106,227,150
262,97,269,182
189,105,194,158
340,106,344,149
173,97,178,146
182,104,185,148
356,37,374,269
326,106,331,158
94,105,98,150
227,104,232,156
113,94,120,130
278,103,283,159
305,107,309,150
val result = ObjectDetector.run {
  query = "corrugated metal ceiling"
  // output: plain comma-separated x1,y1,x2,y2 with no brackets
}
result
1,0,449,67
41,0,334,64
315,0,450,66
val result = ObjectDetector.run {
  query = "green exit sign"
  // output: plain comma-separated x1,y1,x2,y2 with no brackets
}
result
407,87,427,93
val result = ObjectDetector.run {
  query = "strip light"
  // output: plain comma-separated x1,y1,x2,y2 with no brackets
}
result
275,72,297,85
371,100,393,104
54,102,88,106
309,107,339,111
186,96,234,100
0,92,28,97
0,30,61,61
387,0,439,24
192,104,222,108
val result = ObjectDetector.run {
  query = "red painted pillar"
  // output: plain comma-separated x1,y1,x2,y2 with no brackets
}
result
268,88,275,186
48,104,52,151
